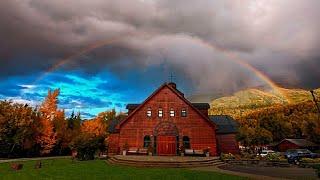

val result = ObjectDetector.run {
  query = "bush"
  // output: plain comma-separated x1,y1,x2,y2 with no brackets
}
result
265,153,282,161
70,134,105,161
241,152,258,160
220,153,235,161
301,158,320,163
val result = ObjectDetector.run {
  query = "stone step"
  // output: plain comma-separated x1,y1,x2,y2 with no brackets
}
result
113,157,220,163
109,160,223,166
110,158,222,164
108,161,225,168
110,159,222,166
107,157,226,168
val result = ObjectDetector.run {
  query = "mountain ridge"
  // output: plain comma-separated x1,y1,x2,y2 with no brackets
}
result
209,87,320,119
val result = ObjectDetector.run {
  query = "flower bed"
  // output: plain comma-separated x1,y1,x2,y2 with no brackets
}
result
221,153,290,167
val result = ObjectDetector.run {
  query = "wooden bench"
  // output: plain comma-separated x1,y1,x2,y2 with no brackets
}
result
138,148,148,155
184,149,205,156
127,147,148,155
127,147,139,155
194,150,205,156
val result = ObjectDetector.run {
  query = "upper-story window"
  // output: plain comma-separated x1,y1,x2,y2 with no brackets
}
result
181,109,187,117
146,108,152,117
158,108,163,118
169,108,175,117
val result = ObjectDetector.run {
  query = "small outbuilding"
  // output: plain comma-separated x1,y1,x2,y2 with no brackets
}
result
209,115,240,154
273,138,319,152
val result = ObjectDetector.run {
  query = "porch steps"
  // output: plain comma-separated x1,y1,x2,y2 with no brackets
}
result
107,155,226,168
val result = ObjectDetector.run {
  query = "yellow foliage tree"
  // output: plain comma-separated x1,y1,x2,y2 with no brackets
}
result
36,89,60,155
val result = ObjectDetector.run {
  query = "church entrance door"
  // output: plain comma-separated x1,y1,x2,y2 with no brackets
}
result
157,136,176,155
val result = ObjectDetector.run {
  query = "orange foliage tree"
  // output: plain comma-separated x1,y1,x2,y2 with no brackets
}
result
36,89,61,155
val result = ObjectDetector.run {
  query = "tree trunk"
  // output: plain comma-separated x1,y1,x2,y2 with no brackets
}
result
9,143,16,158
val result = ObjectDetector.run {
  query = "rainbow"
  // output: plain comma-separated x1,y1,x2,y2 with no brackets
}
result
33,34,291,103
33,33,134,84
198,40,291,103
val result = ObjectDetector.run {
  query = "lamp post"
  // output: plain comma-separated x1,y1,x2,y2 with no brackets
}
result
310,90,320,121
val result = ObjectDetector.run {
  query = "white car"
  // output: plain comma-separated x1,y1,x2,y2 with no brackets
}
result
257,150,275,157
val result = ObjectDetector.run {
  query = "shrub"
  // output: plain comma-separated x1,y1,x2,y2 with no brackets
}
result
301,158,320,163
70,134,104,161
203,147,211,154
241,152,257,160
123,142,129,151
220,153,235,160
265,152,282,161
147,144,153,154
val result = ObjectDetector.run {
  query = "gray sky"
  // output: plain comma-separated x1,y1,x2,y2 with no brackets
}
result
1,0,320,94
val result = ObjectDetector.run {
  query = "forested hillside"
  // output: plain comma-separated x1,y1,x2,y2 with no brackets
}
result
209,88,320,119
209,88,320,145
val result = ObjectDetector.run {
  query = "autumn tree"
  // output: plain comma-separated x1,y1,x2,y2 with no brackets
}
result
36,89,61,155
0,101,40,157
71,110,124,160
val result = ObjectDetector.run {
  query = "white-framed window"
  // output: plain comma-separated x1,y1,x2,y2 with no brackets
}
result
181,109,187,117
169,108,175,117
158,108,163,118
146,108,152,117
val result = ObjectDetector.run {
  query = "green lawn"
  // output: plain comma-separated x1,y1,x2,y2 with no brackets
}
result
0,158,246,180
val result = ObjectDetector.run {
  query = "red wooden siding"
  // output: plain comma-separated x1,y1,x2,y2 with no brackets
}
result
216,134,239,154
108,133,120,155
118,85,217,156
277,140,300,152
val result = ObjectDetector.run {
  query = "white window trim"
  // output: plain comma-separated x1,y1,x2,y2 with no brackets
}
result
170,109,175,117
158,108,163,118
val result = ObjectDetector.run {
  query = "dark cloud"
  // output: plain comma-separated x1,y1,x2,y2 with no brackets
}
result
1,0,320,93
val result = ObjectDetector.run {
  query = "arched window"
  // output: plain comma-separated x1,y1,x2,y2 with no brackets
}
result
169,108,175,117
144,135,151,148
183,136,190,149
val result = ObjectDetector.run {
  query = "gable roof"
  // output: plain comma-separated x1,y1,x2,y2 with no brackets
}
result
209,115,239,134
277,139,318,147
117,82,216,130
126,103,210,110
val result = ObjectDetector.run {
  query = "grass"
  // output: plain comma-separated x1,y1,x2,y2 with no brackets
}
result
0,158,246,180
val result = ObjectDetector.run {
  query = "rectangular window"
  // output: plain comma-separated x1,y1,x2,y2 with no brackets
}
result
158,108,163,118
170,108,175,117
181,109,187,117
147,108,152,118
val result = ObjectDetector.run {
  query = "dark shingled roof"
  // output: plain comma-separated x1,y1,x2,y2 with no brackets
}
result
108,119,120,133
191,103,210,110
209,115,239,134
277,139,318,147
126,104,140,110
126,103,210,110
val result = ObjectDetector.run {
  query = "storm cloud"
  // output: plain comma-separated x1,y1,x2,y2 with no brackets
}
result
1,0,320,93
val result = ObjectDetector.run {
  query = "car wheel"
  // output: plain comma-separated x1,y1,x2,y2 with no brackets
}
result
294,158,300,165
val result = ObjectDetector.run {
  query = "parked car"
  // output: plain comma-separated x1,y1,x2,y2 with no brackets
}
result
257,150,275,157
285,149,320,164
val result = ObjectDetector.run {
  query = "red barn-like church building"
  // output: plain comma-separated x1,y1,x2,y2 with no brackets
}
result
108,82,239,156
